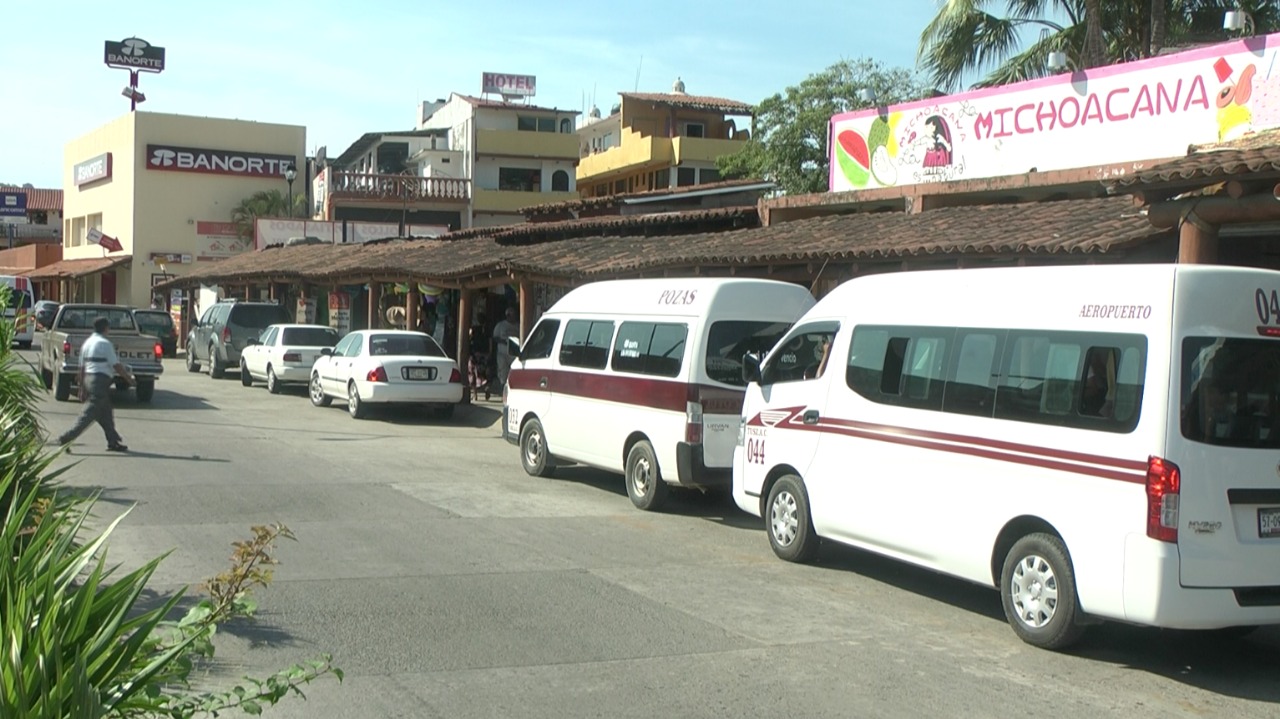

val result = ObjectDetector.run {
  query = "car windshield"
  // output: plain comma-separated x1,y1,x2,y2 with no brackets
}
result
134,312,173,333
283,327,339,346
1182,336,1280,449
704,320,794,386
58,308,135,331
369,333,446,357
230,305,290,328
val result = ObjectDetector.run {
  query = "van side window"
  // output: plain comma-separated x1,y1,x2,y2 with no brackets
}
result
763,322,839,385
612,321,688,378
560,319,615,370
942,331,1003,417
995,331,1146,432
522,319,560,360
846,326,950,410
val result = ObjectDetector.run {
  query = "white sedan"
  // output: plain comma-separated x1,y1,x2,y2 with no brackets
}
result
309,330,464,419
240,324,340,394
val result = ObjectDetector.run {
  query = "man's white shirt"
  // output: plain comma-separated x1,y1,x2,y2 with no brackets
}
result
79,334,119,376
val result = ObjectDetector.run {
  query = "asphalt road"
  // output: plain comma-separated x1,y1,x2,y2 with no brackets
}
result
17,345,1280,719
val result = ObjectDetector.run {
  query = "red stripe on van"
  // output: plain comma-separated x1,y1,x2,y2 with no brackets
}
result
508,368,745,414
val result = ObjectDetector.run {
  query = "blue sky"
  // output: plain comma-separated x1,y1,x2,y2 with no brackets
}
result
3,0,948,188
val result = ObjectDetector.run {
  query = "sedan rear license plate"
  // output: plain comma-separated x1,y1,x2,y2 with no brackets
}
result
1260,507,1280,538
404,367,436,381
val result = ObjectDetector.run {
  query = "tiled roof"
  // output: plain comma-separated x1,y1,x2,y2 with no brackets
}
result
0,186,62,211
25,255,130,280
454,94,578,115
160,197,1163,289
621,92,753,115
1115,127,1280,187
521,179,773,216
440,207,759,245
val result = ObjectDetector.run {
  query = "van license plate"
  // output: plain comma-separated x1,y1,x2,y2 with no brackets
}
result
404,367,435,381
1259,508,1280,538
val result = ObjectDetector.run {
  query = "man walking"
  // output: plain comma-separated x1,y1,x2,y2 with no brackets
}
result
491,307,519,392
55,317,134,452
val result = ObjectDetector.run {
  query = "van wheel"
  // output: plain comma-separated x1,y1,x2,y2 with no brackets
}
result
625,440,668,511
240,361,253,387
208,345,224,379
41,368,53,390
185,346,200,373
766,474,820,563
519,418,554,477
54,374,71,402
1000,533,1085,650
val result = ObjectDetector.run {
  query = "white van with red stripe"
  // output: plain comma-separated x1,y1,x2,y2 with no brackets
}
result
735,264,1280,649
505,278,815,511
1,275,35,349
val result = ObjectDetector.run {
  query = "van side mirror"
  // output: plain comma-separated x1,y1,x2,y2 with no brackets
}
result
742,352,763,385
507,336,523,360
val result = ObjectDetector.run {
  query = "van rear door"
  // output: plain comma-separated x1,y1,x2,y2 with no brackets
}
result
701,319,795,467
1172,269,1280,590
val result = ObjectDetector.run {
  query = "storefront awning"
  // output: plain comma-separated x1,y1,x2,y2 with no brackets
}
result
25,255,131,281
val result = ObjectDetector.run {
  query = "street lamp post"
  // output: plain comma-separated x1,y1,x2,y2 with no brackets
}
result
284,162,298,218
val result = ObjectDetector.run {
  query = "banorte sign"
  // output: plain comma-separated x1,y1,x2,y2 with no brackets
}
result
145,145,297,178
73,153,112,186
482,72,536,97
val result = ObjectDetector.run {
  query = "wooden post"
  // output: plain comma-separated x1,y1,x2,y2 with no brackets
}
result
457,288,473,404
367,281,379,330
407,283,420,332
518,279,534,341
1177,211,1218,264
244,285,251,301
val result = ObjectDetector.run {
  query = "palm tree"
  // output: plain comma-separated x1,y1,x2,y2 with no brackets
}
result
230,189,308,240
919,0,1280,91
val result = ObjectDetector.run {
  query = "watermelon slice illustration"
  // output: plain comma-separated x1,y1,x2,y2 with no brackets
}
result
835,130,871,187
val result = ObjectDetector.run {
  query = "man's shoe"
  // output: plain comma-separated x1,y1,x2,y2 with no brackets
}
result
106,444,129,453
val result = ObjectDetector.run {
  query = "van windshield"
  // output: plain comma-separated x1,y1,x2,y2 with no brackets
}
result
1181,337,1280,449
705,320,792,386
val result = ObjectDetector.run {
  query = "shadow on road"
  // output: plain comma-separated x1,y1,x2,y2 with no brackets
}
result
134,586,301,651
543,465,762,529
60,484,136,507
68,449,231,463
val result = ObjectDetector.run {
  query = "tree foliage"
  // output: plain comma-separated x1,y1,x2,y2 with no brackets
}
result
717,59,932,195
231,190,308,240
919,0,1280,91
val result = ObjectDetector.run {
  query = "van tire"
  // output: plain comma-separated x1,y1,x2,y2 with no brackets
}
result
1000,533,1086,650
519,418,554,477
41,368,53,390
54,374,71,402
765,474,820,563
625,440,668,511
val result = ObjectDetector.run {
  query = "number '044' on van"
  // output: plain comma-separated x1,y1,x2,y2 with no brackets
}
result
504,278,815,512
735,264,1280,650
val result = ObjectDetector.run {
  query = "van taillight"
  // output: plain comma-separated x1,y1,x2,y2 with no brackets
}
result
62,340,71,355
1146,456,1180,543
685,400,703,444
222,327,231,343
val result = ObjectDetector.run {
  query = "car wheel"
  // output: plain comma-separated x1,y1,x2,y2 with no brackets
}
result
41,369,53,390
625,440,669,511
208,344,224,379
765,474,820,563
240,361,253,387
54,373,71,402
135,380,155,403
309,373,331,407
1001,533,1086,650
266,366,281,394
518,418,554,477
347,381,367,419
185,344,200,372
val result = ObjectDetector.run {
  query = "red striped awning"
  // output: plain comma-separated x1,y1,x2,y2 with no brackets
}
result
0,186,63,211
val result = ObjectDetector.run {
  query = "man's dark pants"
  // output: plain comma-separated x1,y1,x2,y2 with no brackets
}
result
57,373,123,447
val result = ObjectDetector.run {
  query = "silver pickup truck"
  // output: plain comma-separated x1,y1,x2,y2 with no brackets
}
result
39,304,164,403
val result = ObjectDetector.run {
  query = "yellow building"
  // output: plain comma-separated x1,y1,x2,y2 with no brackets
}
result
577,82,754,198
62,111,305,307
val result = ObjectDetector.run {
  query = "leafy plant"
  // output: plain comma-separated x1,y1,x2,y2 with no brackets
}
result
0,290,341,717
231,190,309,240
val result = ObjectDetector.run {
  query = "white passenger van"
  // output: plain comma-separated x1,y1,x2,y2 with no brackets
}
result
0,275,35,349
735,264,1280,649
505,278,815,511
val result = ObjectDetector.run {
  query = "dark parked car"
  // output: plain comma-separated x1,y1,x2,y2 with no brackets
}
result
133,309,178,358
186,300,291,379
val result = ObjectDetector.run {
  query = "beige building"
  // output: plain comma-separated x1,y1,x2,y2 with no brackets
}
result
62,111,306,307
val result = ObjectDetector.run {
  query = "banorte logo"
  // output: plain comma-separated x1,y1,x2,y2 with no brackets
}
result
150,149,176,167
121,38,149,56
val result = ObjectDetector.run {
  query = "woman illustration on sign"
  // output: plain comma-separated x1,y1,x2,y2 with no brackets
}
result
922,115,953,169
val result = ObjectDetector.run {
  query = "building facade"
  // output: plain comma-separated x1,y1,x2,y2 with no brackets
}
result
62,111,305,307
576,82,754,198
420,93,580,228
0,185,63,248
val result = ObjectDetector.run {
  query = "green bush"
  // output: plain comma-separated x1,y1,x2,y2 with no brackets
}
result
0,289,341,716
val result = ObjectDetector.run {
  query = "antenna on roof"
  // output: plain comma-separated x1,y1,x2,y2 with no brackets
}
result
634,55,643,92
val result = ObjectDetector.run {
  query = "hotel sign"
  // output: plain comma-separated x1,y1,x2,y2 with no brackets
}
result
146,145,297,178
482,72,536,97
73,153,113,186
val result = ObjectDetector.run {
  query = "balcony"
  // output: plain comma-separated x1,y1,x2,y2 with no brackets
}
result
476,129,579,160
577,134,674,181
473,188,579,214
672,136,746,164
328,172,470,204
